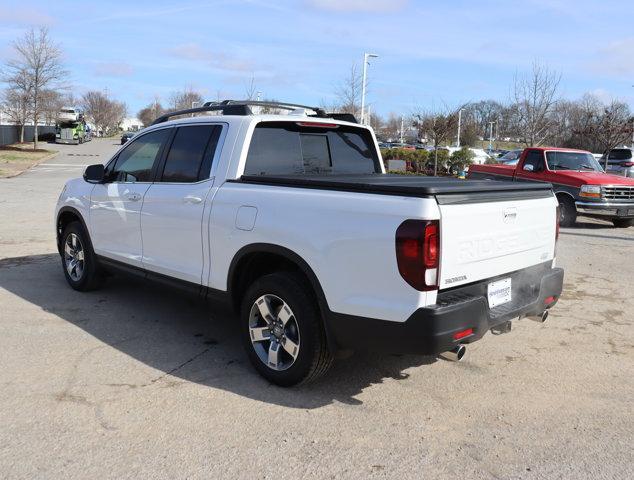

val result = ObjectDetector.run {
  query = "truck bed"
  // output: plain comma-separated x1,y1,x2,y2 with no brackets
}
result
234,174,551,203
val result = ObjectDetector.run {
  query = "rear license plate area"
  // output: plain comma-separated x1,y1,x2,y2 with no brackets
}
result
487,278,512,308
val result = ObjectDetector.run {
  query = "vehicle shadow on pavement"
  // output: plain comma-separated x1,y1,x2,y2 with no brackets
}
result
0,253,436,409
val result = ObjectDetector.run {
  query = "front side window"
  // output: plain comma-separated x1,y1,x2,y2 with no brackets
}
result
110,129,170,182
161,125,221,182
244,122,380,175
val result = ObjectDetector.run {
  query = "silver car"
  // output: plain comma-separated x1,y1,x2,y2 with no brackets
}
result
602,148,634,178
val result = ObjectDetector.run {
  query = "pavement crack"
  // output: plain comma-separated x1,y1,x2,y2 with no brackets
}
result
151,347,213,384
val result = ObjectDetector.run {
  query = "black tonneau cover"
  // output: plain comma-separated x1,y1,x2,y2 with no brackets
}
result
233,174,553,203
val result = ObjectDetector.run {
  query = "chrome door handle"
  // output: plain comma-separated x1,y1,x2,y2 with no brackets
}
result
126,193,141,201
183,195,203,204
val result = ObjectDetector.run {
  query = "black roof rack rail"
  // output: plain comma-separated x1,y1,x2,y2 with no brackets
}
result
151,99,358,125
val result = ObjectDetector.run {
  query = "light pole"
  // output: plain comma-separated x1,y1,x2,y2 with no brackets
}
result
488,121,496,151
456,108,463,148
360,53,378,125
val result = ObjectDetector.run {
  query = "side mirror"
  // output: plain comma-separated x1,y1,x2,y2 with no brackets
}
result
83,164,105,183
523,164,535,172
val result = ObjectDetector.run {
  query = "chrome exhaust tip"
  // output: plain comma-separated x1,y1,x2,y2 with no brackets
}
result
526,310,549,323
439,344,466,362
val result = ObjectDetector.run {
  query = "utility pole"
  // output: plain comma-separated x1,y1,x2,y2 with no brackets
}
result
456,108,463,148
360,53,378,125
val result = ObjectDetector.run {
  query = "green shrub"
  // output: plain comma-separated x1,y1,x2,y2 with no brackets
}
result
448,147,475,173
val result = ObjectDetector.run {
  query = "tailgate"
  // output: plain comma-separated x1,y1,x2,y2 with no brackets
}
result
437,194,557,289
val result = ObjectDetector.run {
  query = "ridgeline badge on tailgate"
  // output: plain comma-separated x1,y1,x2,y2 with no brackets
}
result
445,275,467,285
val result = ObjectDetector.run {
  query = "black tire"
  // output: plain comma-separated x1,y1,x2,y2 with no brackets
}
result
612,218,634,228
60,221,103,291
240,272,333,386
558,196,577,227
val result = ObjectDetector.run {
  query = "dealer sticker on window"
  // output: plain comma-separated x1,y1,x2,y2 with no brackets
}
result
487,278,512,308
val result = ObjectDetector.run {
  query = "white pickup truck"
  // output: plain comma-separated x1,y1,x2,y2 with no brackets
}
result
55,100,564,386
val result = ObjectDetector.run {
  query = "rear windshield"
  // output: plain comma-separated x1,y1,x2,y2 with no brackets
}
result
244,122,380,175
608,149,633,162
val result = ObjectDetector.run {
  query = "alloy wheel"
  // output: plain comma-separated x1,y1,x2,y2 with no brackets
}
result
248,294,300,371
64,233,85,281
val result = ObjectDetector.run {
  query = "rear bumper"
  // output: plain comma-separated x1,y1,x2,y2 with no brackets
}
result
327,264,564,355
576,201,634,219
56,139,79,145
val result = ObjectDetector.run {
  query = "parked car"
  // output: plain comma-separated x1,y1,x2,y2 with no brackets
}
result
601,148,634,178
55,100,564,386
121,131,135,144
498,149,524,164
468,147,634,228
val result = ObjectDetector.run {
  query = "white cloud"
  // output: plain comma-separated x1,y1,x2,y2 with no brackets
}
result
592,37,634,77
306,0,408,13
166,43,257,73
0,8,56,25
93,62,134,77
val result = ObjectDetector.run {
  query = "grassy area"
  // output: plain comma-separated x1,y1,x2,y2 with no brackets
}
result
0,145,57,178
476,140,525,151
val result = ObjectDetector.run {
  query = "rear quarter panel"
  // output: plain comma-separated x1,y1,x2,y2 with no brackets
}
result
208,182,440,323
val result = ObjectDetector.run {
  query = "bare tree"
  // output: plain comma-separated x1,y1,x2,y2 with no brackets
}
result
1,85,32,142
81,91,126,136
137,97,164,127
511,62,561,146
465,100,504,138
4,27,66,148
244,75,258,100
169,87,203,111
414,105,462,175
592,101,632,169
335,63,362,119
40,89,64,126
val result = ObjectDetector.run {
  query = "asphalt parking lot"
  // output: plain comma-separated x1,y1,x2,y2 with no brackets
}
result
0,138,632,479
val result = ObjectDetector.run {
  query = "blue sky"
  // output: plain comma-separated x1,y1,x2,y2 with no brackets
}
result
1,0,632,118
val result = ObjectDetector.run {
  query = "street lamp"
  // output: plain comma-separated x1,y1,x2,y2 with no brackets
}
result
360,53,379,125
488,121,496,151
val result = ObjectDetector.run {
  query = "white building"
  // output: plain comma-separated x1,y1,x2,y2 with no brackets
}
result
120,117,143,132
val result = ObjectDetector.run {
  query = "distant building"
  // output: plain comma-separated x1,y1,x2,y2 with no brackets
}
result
120,117,143,132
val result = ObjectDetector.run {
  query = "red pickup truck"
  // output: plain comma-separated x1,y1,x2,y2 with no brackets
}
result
468,147,634,227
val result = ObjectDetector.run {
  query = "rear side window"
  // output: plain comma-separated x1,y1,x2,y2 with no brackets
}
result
161,125,221,182
111,128,170,182
244,122,380,175
523,150,544,170
608,149,632,161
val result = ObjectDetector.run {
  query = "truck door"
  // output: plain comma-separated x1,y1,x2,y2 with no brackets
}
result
515,150,545,182
140,124,224,285
90,128,171,267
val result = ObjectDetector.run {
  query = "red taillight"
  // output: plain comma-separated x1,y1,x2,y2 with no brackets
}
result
544,296,556,306
620,161,634,167
395,220,440,291
453,328,473,341
423,222,439,268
